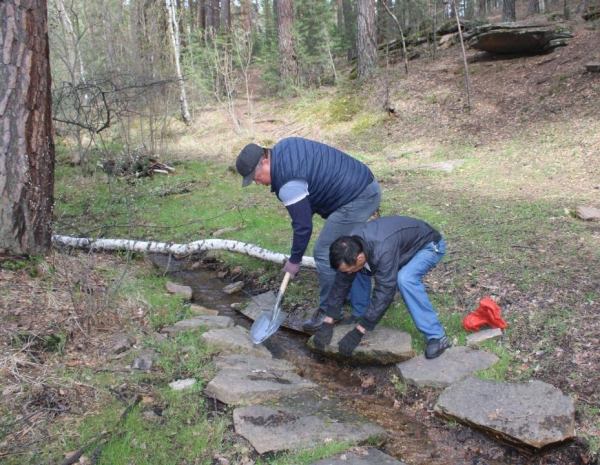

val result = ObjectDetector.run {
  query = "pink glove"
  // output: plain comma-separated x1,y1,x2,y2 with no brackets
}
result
283,260,300,279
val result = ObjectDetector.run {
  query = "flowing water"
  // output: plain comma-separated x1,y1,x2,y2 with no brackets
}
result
150,255,571,465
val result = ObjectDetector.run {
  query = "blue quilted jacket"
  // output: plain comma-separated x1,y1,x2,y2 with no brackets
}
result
270,137,373,219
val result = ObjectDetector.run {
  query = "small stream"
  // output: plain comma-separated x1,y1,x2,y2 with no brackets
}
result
150,255,545,465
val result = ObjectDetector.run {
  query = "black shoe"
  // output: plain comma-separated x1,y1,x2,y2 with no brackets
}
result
301,308,343,331
425,336,451,359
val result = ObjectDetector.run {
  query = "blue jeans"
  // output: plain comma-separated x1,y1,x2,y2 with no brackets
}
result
313,179,381,316
397,237,446,340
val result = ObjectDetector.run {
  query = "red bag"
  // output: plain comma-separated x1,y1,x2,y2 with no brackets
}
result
462,297,507,331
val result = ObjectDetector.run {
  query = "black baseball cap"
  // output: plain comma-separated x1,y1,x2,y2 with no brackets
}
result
236,143,264,187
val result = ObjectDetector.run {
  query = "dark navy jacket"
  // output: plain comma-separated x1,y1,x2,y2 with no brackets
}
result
270,137,373,219
270,137,373,263
326,216,442,330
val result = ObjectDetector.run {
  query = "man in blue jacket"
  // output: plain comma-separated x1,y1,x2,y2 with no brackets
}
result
236,137,381,330
313,216,450,359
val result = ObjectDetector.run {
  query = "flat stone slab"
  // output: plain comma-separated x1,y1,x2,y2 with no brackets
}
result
238,292,307,333
575,206,600,221
466,328,503,346
202,326,272,359
396,347,499,388
161,315,233,336
434,378,575,449
309,326,413,364
214,354,300,374
166,281,193,300
233,392,386,454
169,378,197,390
205,368,317,405
189,304,219,316
311,449,406,464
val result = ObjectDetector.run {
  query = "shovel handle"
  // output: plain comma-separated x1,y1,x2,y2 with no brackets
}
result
280,271,292,294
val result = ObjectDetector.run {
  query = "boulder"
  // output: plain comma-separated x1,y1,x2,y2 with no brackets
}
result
233,392,386,454
396,346,499,388
214,354,300,374
310,449,406,465
466,328,503,346
434,378,575,449
205,368,317,405
309,326,413,364
161,315,233,336
202,326,272,359
165,281,193,300
466,23,573,54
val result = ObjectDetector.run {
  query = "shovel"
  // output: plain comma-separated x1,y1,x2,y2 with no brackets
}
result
251,272,291,344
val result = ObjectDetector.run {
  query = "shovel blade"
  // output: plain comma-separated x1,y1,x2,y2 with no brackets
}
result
251,309,287,344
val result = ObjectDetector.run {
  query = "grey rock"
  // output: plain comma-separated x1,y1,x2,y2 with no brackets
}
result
166,281,193,300
575,206,600,220
397,347,499,388
466,328,503,346
202,326,272,359
434,377,575,449
161,315,233,336
205,368,317,405
585,62,600,73
309,326,413,364
106,334,135,355
214,354,300,374
223,281,244,295
467,24,572,54
233,392,386,454
189,304,219,316
169,378,197,390
310,449,406,465
131,350,157,371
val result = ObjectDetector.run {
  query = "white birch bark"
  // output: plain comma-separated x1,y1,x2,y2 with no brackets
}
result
165,0,191,124
54,0,86,84
52,235,317,268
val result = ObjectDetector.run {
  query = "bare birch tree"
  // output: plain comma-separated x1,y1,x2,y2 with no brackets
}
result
1,0,55,255
166,0,191,124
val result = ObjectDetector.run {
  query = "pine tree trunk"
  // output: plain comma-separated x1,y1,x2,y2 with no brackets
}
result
1,0,55,255
503,0,516,21
221,0,231,32
276,0,298,85
356,0,378,80
342,0,357,62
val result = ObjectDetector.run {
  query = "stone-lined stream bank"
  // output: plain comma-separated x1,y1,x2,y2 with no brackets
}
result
151,255,582,465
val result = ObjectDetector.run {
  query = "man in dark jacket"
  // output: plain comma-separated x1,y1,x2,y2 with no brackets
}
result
236,137,381,330
313,216,451,359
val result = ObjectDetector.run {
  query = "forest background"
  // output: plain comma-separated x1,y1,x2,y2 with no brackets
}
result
1,0,600,463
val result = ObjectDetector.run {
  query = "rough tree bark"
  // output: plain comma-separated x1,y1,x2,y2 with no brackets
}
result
220,0,231,32
356,0,378,80
52,236,317,268
503,0,516,21
1,0,55,255
165,0,191,124
276,0,298,85
342,0,357,62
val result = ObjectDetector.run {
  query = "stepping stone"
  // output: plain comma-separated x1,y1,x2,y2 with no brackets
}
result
233,392,386,454
166,281,193,300
396,347,499,388
309,326,413,364
466,328,503,346
575,206,600,221
310,448,406,464
434,377,575,449
161,315,233,336
237,292,307,333
202,326,272,359
189,304,219,316
205,368,317,405
214,354,300,374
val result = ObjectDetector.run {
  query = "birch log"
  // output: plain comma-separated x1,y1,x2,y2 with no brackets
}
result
52,235,317,268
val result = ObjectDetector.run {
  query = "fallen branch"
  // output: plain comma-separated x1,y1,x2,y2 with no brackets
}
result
52,235,317,268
